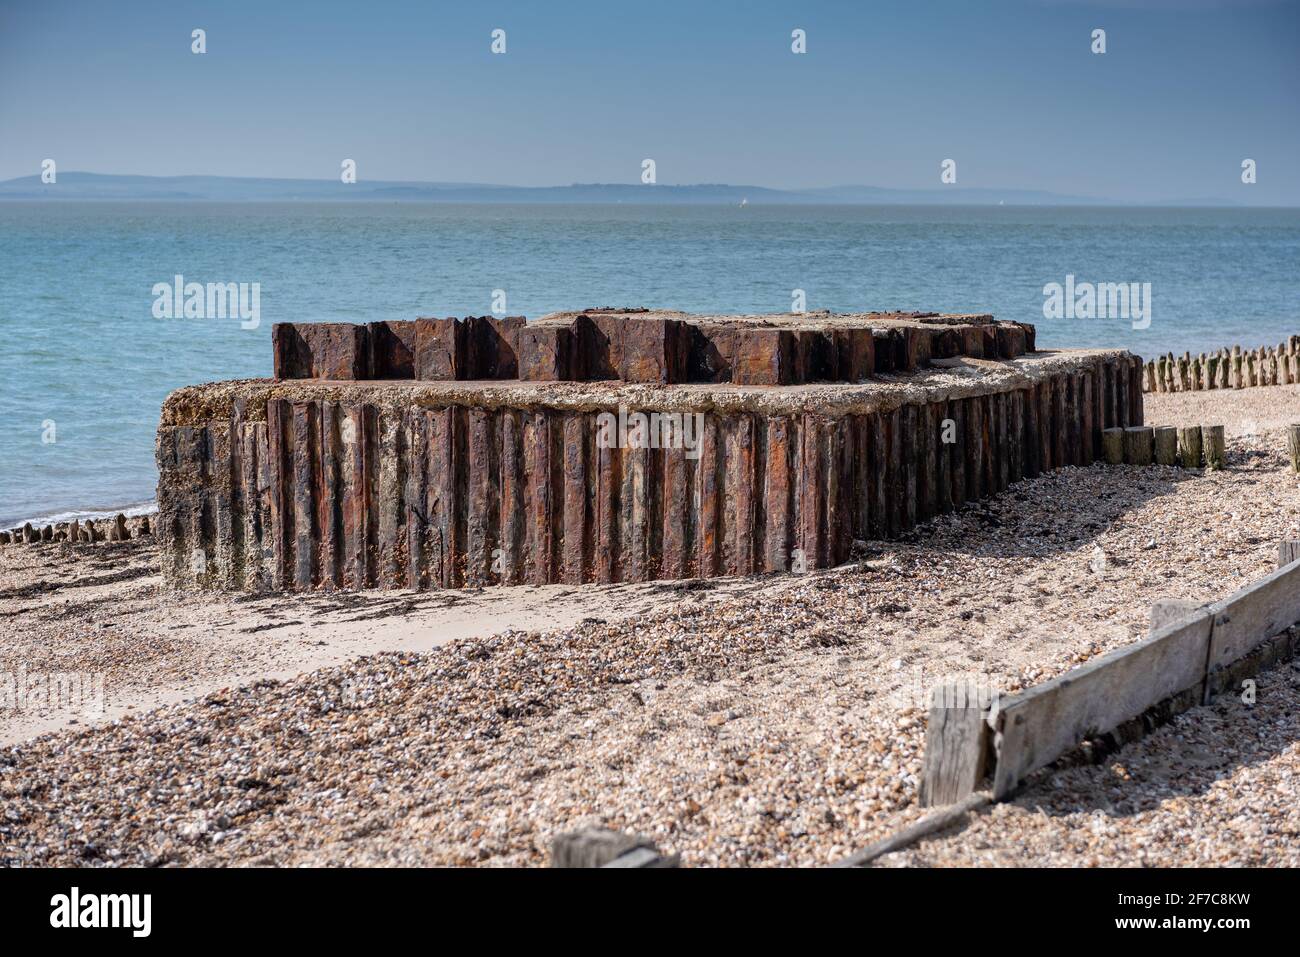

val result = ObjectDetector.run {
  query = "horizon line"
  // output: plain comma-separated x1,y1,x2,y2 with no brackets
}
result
1,170,1283,208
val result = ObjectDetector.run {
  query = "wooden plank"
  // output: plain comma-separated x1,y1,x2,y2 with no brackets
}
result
1203,559,1300,700
919,682,991,807
1279,540,1300,568
991,611,1213,798
836,792,992,868
1149,598,1200,633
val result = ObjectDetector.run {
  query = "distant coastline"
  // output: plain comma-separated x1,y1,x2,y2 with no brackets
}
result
0,171,1259,207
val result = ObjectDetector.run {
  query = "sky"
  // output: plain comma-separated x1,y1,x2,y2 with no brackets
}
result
1,0,1297,203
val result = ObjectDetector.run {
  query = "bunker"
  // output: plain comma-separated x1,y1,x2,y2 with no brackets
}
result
156,309,1143,591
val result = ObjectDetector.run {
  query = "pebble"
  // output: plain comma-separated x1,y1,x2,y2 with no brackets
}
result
0,392,1297,866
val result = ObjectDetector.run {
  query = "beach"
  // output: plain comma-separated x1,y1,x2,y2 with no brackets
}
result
3,384,1298,867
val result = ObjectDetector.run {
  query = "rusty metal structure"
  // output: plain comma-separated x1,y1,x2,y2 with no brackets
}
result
156,309,1143,591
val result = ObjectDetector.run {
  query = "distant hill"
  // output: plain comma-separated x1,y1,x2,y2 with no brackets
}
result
0,171,1243,206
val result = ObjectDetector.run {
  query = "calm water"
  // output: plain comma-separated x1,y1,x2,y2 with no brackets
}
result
2,201,1298,527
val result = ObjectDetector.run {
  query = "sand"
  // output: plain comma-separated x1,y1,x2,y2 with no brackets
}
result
0,543,743,746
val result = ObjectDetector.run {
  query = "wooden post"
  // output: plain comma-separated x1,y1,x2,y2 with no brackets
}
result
1177,426,1202,469
1101,427,1124,465
1153,426,1177,466
1123,426,1154,465
919,681,991,807
1277,540,1300,569
1287,424,1300,473
1203,424,1226,470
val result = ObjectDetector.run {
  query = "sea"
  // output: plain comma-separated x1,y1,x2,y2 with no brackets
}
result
2,201,1297,527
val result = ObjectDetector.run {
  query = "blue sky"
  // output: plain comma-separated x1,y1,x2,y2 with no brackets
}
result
1,0,1296,202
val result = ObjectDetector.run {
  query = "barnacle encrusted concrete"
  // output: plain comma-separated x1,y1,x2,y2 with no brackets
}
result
158,311,1143,592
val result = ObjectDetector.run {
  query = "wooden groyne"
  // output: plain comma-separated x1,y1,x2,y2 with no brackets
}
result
1,513,151,546
1142,337,1300,393
918,539,1300,808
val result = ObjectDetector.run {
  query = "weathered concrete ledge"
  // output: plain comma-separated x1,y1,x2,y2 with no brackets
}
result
163,349,1128,423
157,323,1143,592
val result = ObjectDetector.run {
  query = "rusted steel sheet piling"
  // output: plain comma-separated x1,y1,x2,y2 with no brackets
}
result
158,311,1142,591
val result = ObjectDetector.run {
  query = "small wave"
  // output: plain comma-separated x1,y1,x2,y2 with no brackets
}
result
9,500,158,529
